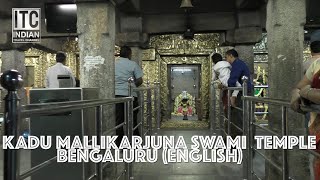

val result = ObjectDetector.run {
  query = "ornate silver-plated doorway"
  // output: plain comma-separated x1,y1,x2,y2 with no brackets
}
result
168,64,201,121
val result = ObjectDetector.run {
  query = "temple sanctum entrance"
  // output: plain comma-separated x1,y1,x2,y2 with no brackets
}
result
141,34,219,129
168,64,201,121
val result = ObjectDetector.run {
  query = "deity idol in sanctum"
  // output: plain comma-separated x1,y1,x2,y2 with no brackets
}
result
176,91,193,120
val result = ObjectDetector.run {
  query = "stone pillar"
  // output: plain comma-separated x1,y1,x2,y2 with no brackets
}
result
235,45,254,75
1,50,28,134
1,50,26,105
131,46,142,67
266,0,307,179
77,2,116,178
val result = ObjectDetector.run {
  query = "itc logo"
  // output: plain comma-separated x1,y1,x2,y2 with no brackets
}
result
12,8,41,43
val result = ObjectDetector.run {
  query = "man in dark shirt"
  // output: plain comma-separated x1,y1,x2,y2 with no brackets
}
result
226,49,252,91
225,49,252,137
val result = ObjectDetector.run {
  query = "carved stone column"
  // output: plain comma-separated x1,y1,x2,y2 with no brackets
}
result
266,0,307,179
77,2,116,178
1,50,26,105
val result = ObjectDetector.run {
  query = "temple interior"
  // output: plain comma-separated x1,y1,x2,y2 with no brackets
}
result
0,33,310,128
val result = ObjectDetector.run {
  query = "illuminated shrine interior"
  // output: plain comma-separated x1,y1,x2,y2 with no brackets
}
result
0,33,313,128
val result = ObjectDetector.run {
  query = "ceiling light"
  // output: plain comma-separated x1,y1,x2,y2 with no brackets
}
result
59,4,77,10
173,68,192,72
180,0,193,9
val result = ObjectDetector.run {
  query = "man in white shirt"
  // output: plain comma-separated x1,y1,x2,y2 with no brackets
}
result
45,52,76,88
212,53,241,107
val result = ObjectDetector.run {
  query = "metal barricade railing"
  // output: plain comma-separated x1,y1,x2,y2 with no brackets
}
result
130,80,161,136
210,79,269,135
210,76,320,179
1,70,155,180
243,94,320,180
210,76,248,136
241,96,291,180
210,76,250,179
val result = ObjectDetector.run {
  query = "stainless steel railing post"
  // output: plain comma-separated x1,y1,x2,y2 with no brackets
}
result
125,98,134,180
211,82,216,131
140,91,145,138
1,70,23,180
249,100,254,179
219,89,224,134
242,76,250,180
227,89,231,135
95,105,103,180
146,82,152,135
125,77,134,180
281,106,289,180
153,82,157,131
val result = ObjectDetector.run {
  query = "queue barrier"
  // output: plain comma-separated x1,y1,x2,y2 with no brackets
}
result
1,70,160,180
210,75,320,180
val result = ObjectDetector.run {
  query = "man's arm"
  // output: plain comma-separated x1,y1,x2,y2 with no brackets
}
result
291,74,312,100
228,66,242,87
300,85,320,104
291,60,317,112
133,63,143,87
296,75,311,90
290,75,311,113
231,81,242,97
135,77,143,87
230,81,242,107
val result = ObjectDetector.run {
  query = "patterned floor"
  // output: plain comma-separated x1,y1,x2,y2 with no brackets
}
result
160,120,209,129
116,129,266,180
170,115,199,121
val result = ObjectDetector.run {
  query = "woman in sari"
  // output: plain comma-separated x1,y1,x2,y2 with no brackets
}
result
291,59,320,180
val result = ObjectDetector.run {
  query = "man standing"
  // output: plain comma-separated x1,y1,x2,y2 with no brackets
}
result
226,49,252,104
45,51,76,88
225,49,252,137
115,46,143,146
